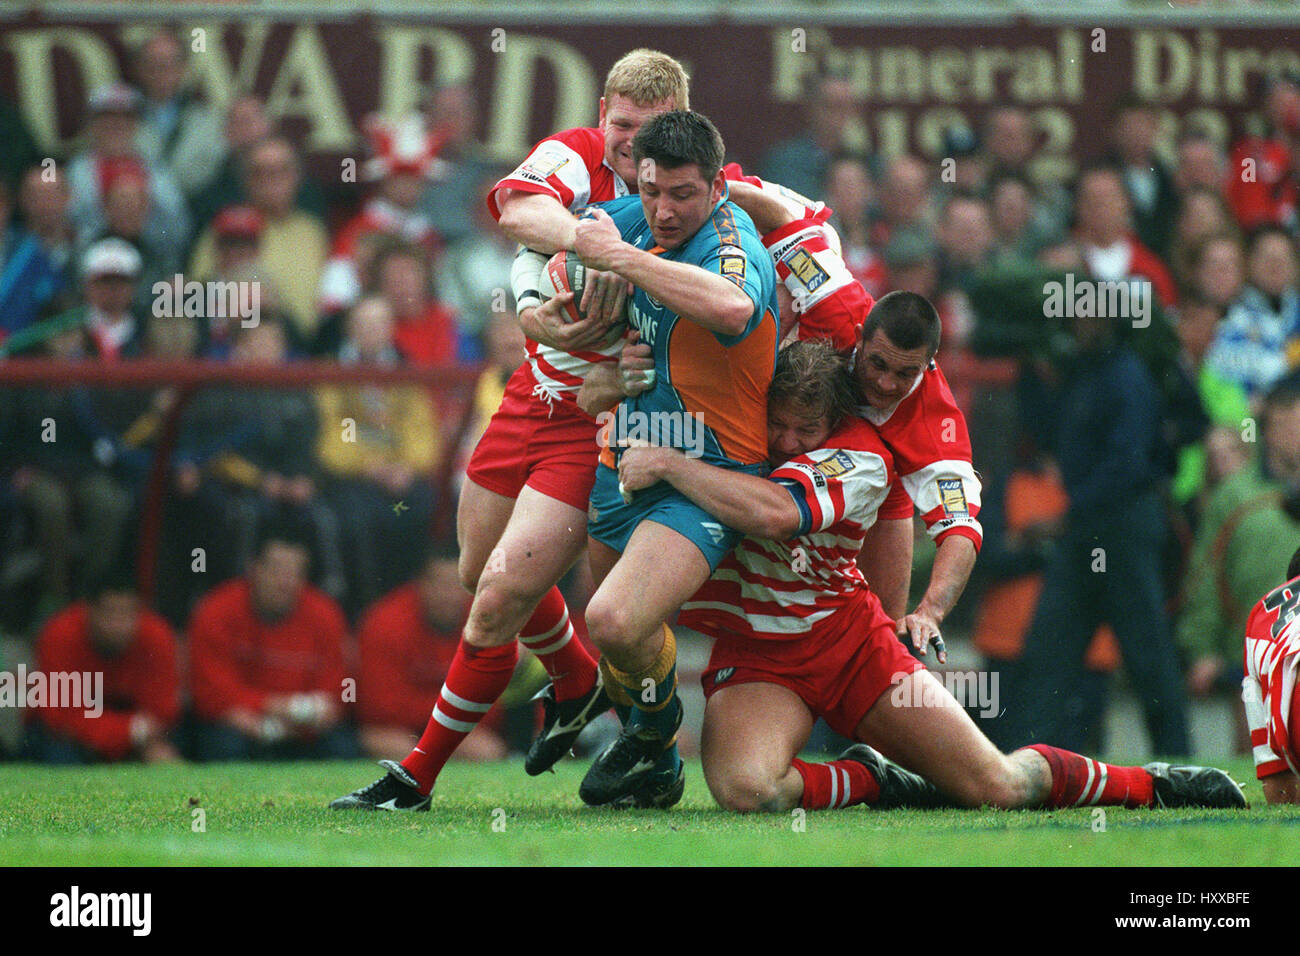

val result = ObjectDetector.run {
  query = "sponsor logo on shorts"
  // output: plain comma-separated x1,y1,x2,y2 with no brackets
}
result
713,667,735,685
701,521,726,545
587,502,600,524
936,478,968,516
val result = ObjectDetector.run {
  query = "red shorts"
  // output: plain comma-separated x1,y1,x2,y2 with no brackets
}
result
700,588,924,738
464,363,600,512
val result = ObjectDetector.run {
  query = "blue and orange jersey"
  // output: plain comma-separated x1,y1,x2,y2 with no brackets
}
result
595,190,779,470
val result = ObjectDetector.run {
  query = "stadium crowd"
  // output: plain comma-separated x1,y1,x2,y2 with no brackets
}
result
1,27,1299,764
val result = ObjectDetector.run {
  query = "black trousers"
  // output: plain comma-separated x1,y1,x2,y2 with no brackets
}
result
1003,490,1190,758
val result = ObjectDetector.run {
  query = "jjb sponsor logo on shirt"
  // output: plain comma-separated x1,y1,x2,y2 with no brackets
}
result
936,478,968,517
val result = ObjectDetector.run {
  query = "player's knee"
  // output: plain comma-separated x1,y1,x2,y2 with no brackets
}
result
966,757,1026,809
463,580,533,648
584,599,640,657
709,770,787,814
457,551,484,594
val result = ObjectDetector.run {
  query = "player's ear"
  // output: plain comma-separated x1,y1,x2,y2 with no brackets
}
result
598,97,607,128
711,168,727,204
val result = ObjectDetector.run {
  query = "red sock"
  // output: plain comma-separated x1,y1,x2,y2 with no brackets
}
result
1022,744,1155,808
791,758,881,809
516,587,596,702
401,640,518,794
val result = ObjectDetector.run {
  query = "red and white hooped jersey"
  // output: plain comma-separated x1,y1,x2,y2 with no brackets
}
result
679,416,895,641
487,127,630,411
860,361,983,550
1242,574,1300,779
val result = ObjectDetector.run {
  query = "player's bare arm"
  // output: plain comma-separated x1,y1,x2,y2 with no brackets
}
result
499,191,629,326
497,190,580,253
898,535,977,659
573,207,754,335
618,445,802,540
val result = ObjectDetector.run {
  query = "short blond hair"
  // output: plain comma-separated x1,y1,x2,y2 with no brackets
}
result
604,49,690,110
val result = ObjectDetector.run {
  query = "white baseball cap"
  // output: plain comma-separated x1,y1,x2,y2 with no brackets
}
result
82,237,143,279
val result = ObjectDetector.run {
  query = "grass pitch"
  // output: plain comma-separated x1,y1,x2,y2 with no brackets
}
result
2,756,1297,867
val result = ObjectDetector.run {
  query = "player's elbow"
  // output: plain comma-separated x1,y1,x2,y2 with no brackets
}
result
716,296,754,336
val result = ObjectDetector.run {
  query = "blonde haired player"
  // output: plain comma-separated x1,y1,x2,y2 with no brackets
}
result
332,50,690,811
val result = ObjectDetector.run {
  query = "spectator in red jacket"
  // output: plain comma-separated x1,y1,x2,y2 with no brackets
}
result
24,570,181,764
188,519,358,761
1072,161,1177,309
355,544,506,761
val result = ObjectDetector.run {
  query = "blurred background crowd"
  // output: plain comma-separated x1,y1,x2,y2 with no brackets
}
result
1,19,1299,766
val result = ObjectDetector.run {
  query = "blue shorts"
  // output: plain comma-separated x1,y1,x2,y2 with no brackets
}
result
588,461,762,572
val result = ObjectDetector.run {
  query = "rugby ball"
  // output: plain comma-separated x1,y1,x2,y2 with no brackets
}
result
539,250,629,348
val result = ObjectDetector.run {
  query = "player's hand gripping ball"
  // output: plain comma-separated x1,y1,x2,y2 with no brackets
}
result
539,250,629,349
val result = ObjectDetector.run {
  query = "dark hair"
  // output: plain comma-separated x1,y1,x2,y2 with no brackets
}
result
632,110,725,184
861,291,942,357
769,338,858,431
254,512,314,560
1263,369,1300,422
1288,542,1300,583
84,566,138,601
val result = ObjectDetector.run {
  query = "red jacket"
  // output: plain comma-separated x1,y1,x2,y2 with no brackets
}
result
355,583,503,733
34,602,180,760
188,578,348,720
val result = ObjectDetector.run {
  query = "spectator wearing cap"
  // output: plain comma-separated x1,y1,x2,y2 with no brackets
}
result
65,82,190,266
317,113,445,317
0,175,66,345
184,204,265,356
24,570,181,764
90,158,182,320
187,135,328,343
0,238,143,359
131,28,226,201
1106,94,1180,260
0,244,149,622
1226,72,1300,232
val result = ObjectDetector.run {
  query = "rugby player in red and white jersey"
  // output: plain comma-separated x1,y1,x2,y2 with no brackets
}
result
614,335,1246,813
1242,547,1300,804
331,50,690,811
620,173,982,656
